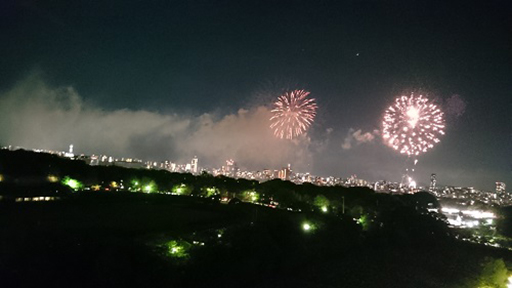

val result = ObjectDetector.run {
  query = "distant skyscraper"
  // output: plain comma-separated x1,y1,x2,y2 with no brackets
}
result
191,156,198,174
278,164,292,181
90,155,99,166
496,182,506,193
430,173,437,192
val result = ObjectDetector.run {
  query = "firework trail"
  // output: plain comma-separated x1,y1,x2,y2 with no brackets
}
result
382,93,445,156
270,89,318,139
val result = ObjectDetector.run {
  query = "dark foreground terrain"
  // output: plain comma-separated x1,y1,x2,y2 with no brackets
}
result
1,192,510,288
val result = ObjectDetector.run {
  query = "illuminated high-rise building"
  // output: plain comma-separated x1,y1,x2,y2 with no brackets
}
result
191,156,198,174
496,182,506,193
429,173,437,192
278,164,292,181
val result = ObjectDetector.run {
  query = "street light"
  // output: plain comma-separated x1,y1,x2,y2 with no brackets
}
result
303,221,318,232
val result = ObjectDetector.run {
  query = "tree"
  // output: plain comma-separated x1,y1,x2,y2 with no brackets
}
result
313,195,329,210
477,258,508,288
462,257,509,288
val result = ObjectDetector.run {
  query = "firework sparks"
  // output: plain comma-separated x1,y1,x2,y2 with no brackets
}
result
270,89,318,139
382,93,445,156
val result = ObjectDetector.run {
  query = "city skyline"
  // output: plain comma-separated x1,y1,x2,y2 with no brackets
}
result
0,1,510,190
3,144,506,193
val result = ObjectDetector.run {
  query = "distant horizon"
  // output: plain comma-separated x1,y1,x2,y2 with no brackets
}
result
1,144,504,193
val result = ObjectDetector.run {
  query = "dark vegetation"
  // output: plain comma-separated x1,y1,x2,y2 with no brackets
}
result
0,149,511,287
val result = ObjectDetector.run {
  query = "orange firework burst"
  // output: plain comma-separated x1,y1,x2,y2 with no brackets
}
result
382,93,445,156
270,89,318,139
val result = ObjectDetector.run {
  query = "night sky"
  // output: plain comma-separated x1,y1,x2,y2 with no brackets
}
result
0,0,510,190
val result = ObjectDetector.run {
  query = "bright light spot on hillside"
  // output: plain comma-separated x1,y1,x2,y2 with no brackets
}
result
302,222,315,232
165,240,190,259
62,176,82,190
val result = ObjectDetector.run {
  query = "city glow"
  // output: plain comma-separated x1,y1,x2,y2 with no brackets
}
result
441,207,460,214
270,89,318,139
441,207,496,219
382,93,445,156
303,223,311,231
47,175,59,182
321,206,328,213
442,206,496,228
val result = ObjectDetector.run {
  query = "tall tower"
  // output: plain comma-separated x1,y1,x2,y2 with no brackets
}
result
191,156,198,174
429,173,437,192
65,144,74,158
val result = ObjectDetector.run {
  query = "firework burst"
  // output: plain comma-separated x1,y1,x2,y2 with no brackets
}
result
382,93,445,156
270,89,318,139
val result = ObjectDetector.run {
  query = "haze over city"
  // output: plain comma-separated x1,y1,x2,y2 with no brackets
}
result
0,0,510,190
